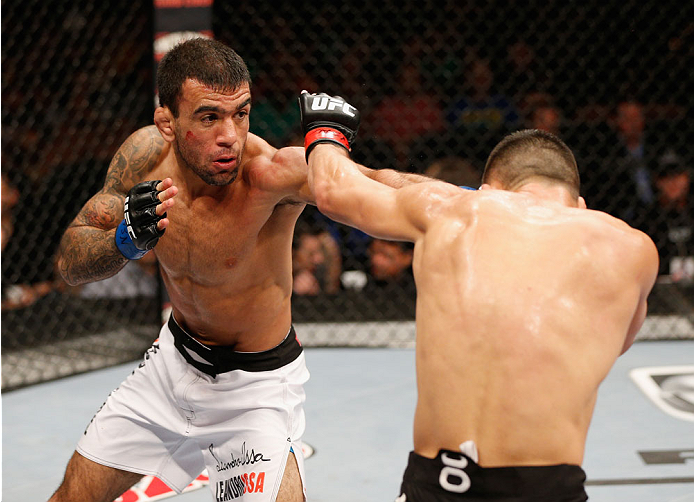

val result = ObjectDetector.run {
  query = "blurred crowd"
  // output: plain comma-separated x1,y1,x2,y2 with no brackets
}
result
2,2,692,314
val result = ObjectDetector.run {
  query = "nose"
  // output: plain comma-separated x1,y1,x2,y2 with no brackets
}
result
216,117,237,147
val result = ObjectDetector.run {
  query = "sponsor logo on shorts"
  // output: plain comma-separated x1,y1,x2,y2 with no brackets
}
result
630,365,694,422
209,442,272,472
215,472,265,501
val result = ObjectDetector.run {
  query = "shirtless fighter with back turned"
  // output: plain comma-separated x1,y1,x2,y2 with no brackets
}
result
299,91,659,501
48,39,429,502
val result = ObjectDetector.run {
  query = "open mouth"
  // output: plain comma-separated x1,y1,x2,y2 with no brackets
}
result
213,156,236,169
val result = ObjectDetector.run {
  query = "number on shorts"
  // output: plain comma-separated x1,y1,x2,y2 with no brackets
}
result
438,452,471,493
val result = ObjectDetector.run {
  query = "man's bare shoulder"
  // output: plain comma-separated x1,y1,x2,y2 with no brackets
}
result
242,134,308,199
402,180,469,207
103,125,167,194
244,132,275,158
243,133,304,168
577,208,659,272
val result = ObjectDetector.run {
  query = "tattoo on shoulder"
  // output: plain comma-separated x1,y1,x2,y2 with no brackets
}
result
104,127,165,193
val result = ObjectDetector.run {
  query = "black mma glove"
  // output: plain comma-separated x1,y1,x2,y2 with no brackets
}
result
115,180,166,259
298,90,360,162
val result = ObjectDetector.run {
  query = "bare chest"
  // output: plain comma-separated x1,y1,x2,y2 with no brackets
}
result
154,195,278,283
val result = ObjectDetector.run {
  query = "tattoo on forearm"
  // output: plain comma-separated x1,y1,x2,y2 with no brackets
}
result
58,227,127,285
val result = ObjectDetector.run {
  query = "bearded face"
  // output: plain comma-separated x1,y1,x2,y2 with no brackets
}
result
172,79,251,186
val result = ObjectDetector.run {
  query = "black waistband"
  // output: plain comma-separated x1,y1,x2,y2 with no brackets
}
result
169,315,303,377
403,450,587,500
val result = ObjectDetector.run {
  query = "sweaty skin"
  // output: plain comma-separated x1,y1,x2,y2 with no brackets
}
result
58,80,306,350
308,144,658,467
57,79,429,351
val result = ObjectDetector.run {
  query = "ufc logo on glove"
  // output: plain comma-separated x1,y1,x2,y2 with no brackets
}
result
308,95,357,117
299,91,361,161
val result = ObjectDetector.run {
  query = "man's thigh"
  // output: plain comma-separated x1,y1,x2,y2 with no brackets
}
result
276,452,304,502
48,451,143,502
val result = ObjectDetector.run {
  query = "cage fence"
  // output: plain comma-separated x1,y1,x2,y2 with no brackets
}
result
2,0,692,391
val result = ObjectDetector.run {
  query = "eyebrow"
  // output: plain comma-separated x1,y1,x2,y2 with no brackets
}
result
193,98,252,116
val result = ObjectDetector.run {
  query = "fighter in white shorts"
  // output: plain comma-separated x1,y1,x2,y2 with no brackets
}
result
49,38,430,502
78,315,309,500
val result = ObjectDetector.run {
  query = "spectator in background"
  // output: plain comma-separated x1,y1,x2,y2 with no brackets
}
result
444,56,519,164
641,150,693,282
614,100,655,206
1,174,19,251
503,39,546,105
589,99,658,227
424,156,481,188
292,217,342,295
331,32,376,114
250,43,317,148
526,101,563,137
1,174,65,311
365,238,415,293
369,60,446,171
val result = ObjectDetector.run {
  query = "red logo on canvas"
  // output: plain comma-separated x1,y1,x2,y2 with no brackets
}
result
114,472,209,501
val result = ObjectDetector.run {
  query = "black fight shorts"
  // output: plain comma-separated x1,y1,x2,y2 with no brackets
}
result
398,450,588,502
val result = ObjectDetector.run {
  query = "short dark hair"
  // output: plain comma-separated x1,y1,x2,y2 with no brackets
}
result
482,129,580,197
157,37,251,117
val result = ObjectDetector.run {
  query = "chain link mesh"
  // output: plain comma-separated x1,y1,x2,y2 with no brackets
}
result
1,0,159,390
2,0,693,390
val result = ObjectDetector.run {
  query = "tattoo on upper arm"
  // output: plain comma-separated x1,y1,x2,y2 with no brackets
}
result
104,127,165,193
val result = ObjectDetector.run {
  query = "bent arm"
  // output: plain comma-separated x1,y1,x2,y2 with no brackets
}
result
56,127,165,285
57,190,128,285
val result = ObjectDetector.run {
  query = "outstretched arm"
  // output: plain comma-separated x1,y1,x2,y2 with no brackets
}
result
359,164,433,188
56,127,176,285
248,92,433,205
308,144,446,242
300,91,459,241
299,91,432,190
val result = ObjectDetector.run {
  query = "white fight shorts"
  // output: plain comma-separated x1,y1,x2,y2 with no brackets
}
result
77,315,310,501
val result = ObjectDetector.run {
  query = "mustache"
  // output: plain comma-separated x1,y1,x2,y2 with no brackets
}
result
211,149,237,160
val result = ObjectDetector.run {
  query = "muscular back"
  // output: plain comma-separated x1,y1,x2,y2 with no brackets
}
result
307,139,657,468
411,189,657,466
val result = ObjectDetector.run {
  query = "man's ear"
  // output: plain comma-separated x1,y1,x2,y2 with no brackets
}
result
154,107,175,143
578,196,587,209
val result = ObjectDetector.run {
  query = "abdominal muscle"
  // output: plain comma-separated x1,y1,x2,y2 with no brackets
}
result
163,271,294,351
156,225,296,351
